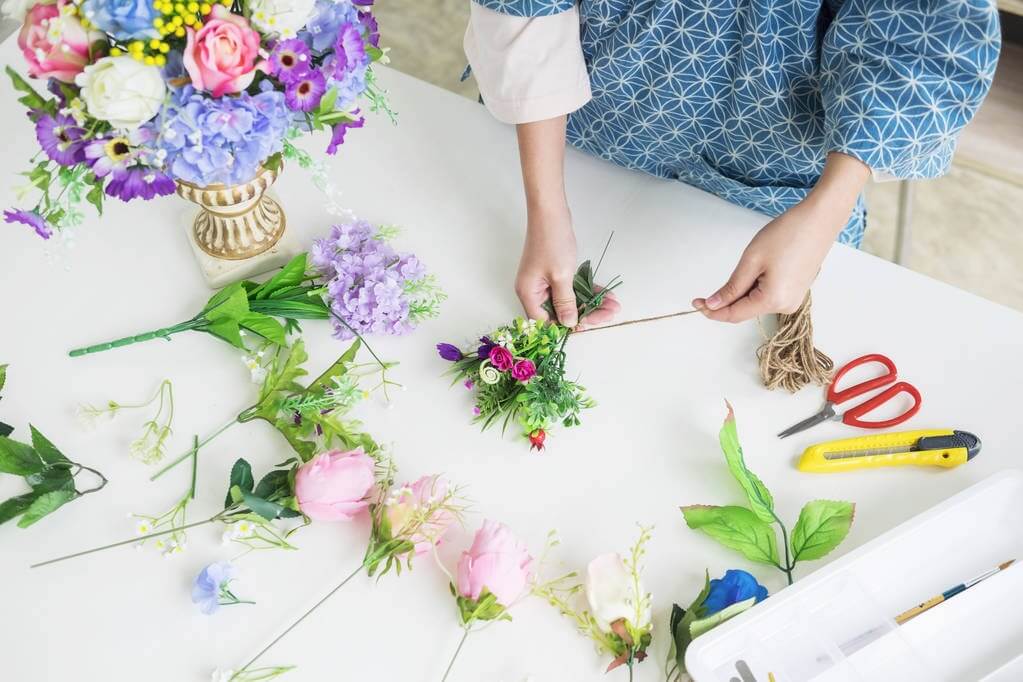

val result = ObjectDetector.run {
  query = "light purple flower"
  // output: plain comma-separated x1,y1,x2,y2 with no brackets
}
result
36,113,85,166
332,22,368,81
269,38,312,84
326,116,364,155
4,209,51,239
359,11,379,47
285,69,327,112
105,167,176,201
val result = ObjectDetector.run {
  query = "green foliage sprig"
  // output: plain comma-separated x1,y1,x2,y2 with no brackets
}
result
69,254,325,357
0,364,10,438
0,425,107,529
680,403,855,585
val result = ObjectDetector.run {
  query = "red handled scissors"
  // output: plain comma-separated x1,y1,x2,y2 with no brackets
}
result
777,354,922,439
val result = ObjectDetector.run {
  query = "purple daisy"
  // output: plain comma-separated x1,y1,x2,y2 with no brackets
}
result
84,136,135,178
105,167,176,202
4,209,52,239
285,69,327,112
36,113,86,166
333,22,368,81
269,38,312,84
326,115,364,155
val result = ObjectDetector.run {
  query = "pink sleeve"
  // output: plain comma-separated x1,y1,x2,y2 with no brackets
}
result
463,2,592,124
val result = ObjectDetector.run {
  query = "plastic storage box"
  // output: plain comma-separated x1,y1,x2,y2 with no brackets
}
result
685,470,1023,682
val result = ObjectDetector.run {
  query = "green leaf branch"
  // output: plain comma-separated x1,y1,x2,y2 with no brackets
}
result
0,426,107,529
681,403,855,585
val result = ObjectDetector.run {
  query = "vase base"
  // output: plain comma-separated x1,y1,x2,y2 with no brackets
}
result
182,204,303,288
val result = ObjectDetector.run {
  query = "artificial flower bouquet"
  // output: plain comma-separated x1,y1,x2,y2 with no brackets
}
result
4,0,386,239
436,256,621,450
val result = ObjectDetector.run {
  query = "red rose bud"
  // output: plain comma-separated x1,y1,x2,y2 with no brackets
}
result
529,429,546,451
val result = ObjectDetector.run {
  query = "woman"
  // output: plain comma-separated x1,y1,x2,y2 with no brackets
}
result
463,0,1001,327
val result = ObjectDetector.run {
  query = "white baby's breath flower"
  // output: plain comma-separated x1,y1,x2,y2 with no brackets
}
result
135,519,153,535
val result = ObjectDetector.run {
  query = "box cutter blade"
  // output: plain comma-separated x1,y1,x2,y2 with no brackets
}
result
797,429,981,473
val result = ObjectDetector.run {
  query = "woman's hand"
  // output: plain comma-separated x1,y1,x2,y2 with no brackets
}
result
693,152,870,323
516,204,580,326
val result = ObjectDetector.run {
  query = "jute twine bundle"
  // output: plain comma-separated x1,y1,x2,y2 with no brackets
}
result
756,291,834,392
574,291,833,392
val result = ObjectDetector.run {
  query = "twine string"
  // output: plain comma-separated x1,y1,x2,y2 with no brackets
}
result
755,291,834,392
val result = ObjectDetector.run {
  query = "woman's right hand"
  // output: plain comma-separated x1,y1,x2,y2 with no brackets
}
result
516,204,580,327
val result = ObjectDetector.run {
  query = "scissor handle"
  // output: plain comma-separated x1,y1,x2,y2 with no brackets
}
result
827,354,898,404
842,381,922,429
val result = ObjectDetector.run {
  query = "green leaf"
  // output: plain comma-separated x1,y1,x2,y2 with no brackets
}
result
205,283,250,323
227,458,254,507
263,151,283,173
86,182,104,215
0,493,37,526
205,319,245,349
720,402,775,523
30,426,70,465
0,363,7,393
239,312,287,345
242,492,288,521
17,489,76,528
790,500,855,563
689,596,758,638
254,469,291,500
5,66,49,110
255,340,309,406
26,466,75,495
271,419,318,461
0,422,11,438
317,86,338,115
681,505,779,565
0,436,44,475
308,340,361,392
251,254,309,300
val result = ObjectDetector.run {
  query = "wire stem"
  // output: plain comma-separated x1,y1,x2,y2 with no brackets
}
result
440,628,471,682
572,309,700,335
151,418,238,481
234,564,364,677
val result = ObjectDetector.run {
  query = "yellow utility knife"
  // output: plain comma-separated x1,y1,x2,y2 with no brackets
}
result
798,429,981,473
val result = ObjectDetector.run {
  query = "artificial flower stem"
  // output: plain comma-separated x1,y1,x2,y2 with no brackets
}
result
30,513,226,569
68,317,205,357
440,628,471,682
234,564,364,678
770,511,795,585
150,417,239,481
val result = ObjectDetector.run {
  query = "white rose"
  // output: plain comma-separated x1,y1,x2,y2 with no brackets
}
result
75,56,165,131
247,0,316,38
585,553,652,632
0,0,43,21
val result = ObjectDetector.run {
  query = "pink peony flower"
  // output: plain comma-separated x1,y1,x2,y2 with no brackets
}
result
488,346,514,372
384,475,454,556
294,449,375,521
182,4,265,97
511,359,536,382
18,1,102,83
456,520,533,606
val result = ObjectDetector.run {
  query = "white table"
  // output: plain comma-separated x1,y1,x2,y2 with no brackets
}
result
2,37,1023,682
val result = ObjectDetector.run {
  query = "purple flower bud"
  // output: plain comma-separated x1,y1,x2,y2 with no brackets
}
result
436,343,463,362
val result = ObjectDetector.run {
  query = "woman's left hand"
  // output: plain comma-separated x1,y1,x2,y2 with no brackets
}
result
693,152,870,323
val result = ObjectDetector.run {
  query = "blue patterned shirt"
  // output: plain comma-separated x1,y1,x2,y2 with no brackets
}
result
470,0,1001,245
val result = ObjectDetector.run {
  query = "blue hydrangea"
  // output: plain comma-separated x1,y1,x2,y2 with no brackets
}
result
299,0,360,52
83,0,160,40
152,85,292,187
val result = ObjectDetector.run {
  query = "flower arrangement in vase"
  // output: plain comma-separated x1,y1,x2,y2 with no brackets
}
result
3,0,387,284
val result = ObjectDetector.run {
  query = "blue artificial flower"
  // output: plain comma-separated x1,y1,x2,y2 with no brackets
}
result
83,0,160,40
300,0,360,52
702,570,768,617
153,86,292,186
192,562,236,615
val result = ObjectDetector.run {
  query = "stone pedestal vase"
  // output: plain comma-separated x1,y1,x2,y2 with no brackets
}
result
176,164,300,287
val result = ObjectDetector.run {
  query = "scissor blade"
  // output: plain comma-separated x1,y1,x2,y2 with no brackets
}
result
778,409,832,439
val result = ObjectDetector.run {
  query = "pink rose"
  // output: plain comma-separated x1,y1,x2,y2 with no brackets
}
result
18,1,102,83
182,5,265,97
511,359,536,382
294,449,375,521
456,520,533,606
384,475,454,555
488,346,514,372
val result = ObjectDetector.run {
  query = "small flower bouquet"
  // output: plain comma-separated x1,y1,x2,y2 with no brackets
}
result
436,256,621,450
3,0,386,239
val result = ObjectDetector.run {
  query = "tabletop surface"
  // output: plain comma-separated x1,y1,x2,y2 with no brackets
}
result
2,36,1023,682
